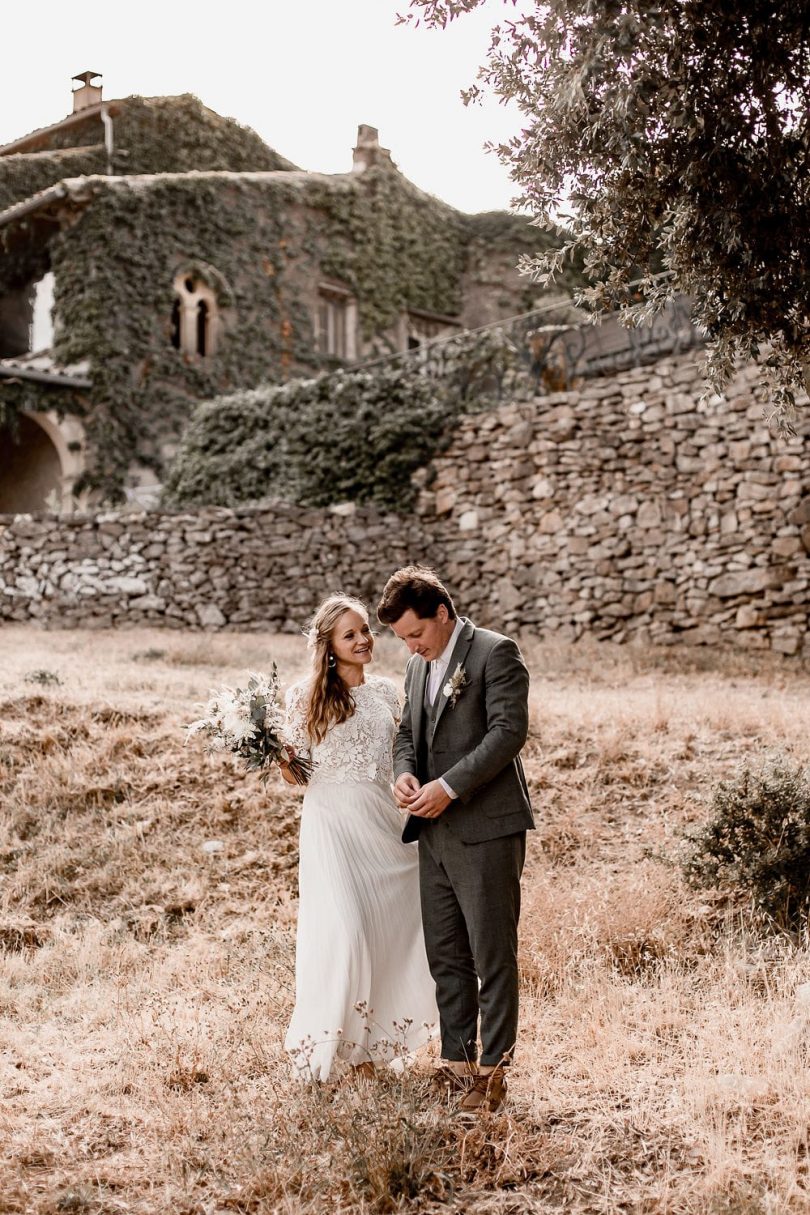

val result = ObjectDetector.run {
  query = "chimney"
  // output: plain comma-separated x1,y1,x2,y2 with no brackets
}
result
72,71,103,113
352,125,394,173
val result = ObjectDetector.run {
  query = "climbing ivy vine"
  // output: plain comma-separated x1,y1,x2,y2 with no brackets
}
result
0,93,572,501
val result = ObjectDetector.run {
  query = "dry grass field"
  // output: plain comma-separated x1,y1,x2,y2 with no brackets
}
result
2,624,810,1214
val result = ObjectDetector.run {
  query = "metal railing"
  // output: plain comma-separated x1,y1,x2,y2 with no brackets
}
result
351,291,703,406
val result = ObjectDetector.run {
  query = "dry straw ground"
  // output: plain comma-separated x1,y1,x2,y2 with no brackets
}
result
2,625,810,1215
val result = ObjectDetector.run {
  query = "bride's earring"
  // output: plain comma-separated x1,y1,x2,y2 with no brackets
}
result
327,652,337,668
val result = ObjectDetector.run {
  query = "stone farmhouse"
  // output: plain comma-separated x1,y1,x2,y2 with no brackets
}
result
0,72,558,514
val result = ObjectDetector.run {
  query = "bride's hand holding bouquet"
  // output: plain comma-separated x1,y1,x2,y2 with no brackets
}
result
278,743,306,786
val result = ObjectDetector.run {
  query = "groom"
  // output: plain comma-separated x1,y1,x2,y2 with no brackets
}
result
377,566,533,1114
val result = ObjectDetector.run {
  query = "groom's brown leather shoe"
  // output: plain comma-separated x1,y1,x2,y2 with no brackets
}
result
430,1064,475,1095
456,1066,507,1114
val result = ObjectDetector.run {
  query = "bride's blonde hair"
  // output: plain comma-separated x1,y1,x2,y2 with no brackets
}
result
304,593,370,744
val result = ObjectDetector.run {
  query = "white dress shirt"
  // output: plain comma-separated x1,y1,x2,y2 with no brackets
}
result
427,617,464,800
427,617,464,703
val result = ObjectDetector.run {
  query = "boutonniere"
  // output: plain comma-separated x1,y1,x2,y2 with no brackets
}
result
443,663,469,709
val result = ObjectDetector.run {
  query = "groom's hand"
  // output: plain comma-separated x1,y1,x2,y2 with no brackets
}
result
394,773,421,808
407,780,452,819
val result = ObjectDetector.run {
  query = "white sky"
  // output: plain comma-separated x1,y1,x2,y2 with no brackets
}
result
1,0,521,215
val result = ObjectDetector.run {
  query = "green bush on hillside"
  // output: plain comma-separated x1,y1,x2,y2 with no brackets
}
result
683,755,810,933
162,363,457,513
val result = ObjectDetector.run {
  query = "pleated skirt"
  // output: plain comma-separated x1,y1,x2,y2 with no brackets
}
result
284,777,438,1081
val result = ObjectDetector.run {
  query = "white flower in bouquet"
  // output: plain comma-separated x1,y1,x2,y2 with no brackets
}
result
221,708,258,745
186,666,312,784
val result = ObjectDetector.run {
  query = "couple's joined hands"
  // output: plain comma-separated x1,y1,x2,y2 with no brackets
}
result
394,773,451,819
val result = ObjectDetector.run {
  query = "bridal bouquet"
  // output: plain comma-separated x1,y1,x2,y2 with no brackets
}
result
186,667,312,785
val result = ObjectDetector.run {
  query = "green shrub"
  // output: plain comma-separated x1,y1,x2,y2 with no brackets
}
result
683,755,810,932
162,362,459,512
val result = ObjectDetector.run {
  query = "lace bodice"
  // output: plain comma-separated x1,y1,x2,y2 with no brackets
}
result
284,675,401,788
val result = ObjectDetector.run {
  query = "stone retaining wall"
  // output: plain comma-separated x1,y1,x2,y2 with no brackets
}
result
1,350,808,653
415,354,810,655
0,502,432,631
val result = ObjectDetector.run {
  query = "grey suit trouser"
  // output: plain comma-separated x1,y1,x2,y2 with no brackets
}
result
418,817,526,1067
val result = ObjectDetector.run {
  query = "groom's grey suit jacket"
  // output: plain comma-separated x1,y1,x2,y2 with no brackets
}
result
394,618,534,844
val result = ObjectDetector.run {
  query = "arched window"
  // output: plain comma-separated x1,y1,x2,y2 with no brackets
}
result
171,274,219,357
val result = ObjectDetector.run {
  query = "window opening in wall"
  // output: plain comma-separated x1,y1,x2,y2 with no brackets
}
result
172,274,219,357
316,284,356,361
170,299,181,350
30,271,56,352
197,300,209,357
404,308,461,354
1,271,59,359
0,290,33,359
319,296,346,359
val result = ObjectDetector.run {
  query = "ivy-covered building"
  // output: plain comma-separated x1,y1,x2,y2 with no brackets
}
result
0,72,557,512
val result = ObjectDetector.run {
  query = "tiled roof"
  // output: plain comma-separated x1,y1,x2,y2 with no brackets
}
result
0,169,354,231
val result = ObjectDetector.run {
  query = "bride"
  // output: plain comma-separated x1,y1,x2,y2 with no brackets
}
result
281,593,437,1081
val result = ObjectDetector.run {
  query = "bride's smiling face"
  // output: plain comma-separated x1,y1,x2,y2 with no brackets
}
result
330,609,374,670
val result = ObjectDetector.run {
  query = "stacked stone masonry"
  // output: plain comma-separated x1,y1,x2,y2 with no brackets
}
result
0,503,430,634
416,354,810,656
1,351,808,653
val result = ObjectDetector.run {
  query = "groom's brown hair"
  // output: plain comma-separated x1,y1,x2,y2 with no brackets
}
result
377,566,457,625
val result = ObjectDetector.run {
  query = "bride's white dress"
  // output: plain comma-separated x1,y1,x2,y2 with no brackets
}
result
283,674,438,1080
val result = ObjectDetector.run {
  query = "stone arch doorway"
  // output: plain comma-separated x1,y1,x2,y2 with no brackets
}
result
0,411,84,513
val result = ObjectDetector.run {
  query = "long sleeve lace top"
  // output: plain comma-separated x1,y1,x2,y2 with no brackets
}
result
284,675,401,789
